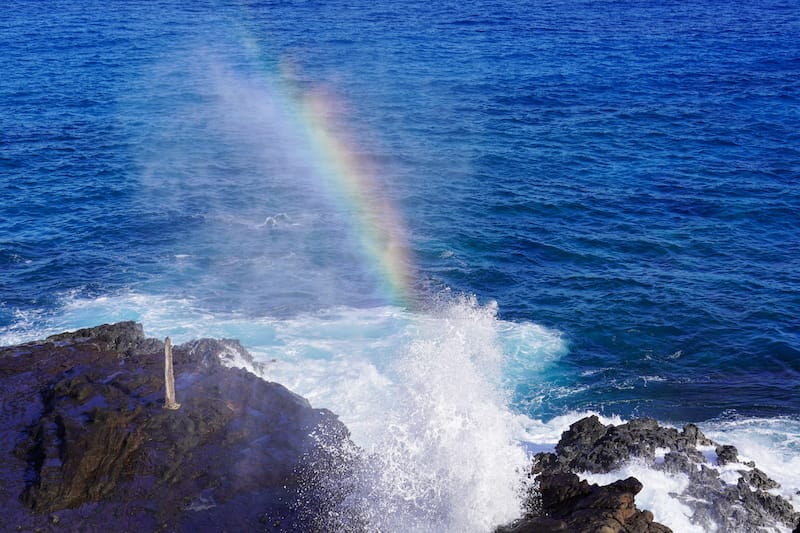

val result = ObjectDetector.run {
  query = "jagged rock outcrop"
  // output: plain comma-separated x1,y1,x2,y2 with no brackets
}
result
498,472,671,533
518,415,800,533
0,322,350,531
45,320,164,357
553,416,711,473
179,337,266,374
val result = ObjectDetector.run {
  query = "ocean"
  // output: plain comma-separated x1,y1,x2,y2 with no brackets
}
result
1,0,799,530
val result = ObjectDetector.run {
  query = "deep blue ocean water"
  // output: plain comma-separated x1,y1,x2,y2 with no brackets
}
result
2,1,800,529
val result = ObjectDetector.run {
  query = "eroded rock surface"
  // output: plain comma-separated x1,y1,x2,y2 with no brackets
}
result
498,471,671,533
0,322,349,531
513,415,799,533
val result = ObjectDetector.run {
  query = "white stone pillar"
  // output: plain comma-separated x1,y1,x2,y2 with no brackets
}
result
164,337,180,410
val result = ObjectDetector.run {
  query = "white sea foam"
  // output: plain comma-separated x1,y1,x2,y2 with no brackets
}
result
0,308,46,347
577,416,800,533
0,291,568,532
583,462,701,533
4,292,799,532
703,417,800,509
301,297,532,531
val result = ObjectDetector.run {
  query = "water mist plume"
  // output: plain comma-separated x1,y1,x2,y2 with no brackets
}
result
135,49,416,315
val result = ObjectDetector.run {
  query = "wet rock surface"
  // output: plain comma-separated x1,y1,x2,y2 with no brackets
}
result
497,471,671,533
1,322,350,532
4,324,798,532
506,415,799,533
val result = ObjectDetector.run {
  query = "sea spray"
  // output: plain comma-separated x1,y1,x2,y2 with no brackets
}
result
704,416,800,509
7,291,551,531
582,462,701,533
132,51,418,316
5,291,800,531
575,416,800,533
291,296,532,532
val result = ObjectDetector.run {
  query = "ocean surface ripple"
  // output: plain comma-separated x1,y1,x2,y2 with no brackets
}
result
1,3,799,526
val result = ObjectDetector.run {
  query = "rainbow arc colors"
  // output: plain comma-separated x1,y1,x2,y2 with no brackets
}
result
298,91,415,307
291,86,416,308
226,24,417,307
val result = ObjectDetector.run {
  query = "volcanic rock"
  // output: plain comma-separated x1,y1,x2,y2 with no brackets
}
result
715,444,739,466
0,322,350,531
522,415,800,533
45,321,163,357
554,416,709,474
497,471,670,533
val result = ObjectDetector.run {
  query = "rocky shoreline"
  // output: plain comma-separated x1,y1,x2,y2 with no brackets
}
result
1,322,348,531
1,322,798,532
499,416,800,533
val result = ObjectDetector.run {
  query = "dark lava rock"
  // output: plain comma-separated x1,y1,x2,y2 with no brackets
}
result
519,415,800,533
178,337,264,373
681,423,714,447
1,323,351,532
555,416,710,474
715,444,739,466
741,467,780,491
45,321,163,357
497,472,671,533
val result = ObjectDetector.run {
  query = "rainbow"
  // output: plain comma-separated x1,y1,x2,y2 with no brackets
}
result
219,21,417,307
295,90,417,308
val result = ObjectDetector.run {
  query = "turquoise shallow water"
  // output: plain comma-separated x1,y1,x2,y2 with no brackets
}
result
1,0,799,425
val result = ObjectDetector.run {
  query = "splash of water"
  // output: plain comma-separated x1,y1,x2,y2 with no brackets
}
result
291,296,534,532
2,290,568,531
